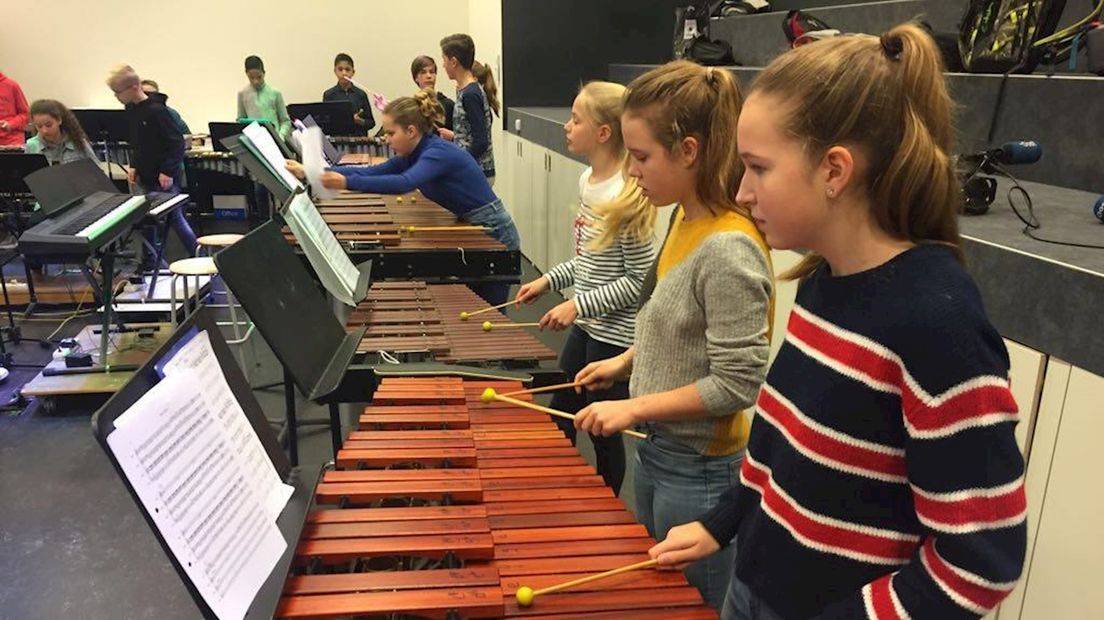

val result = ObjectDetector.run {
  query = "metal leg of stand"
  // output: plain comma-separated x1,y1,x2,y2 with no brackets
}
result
285,366,299,467
99,252,114,369
328,402,343,459
145,218,173,301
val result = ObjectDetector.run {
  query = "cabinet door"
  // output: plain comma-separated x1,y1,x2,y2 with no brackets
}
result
546,152,587,276
1016,365,1104,620
527,146,550,271
509,136,535,264
1003,339,1046,459
767,250,804,362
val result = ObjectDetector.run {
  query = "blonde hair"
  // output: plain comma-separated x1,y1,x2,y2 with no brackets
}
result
384,89,445,134
105,64,140,90
752,22,962,280
575,81,655,250
622,60,746,217
472,61,501,118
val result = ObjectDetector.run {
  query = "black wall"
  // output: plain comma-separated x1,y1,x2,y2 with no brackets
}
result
502,0,685,112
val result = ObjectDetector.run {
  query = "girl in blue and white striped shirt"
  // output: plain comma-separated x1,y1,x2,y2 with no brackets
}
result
515,81,655,494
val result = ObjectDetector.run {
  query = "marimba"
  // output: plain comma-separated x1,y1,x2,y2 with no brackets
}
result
349,282,558,364
330,135,391,160
286,192,520,283
276,376,716,619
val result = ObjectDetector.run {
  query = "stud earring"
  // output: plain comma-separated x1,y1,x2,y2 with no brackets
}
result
826,188,835,198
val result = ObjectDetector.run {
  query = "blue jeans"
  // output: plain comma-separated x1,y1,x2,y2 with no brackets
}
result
635,433,744,612
722,575,787,620
461,199,520,306
140,178,197,261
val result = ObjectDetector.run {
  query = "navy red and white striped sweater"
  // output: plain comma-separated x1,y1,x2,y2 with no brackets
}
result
699,244,1027,619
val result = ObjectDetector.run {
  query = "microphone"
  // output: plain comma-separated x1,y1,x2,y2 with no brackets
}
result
1093,194,1104,223
990,141,1042,166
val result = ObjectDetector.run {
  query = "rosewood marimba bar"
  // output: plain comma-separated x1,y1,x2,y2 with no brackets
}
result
348,282,558,364
276,377,716,619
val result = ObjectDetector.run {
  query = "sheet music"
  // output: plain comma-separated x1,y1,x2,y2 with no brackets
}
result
159,330,294,518
107,368,286,620
241,122,302,191
301,126,336,200
284,191,361,306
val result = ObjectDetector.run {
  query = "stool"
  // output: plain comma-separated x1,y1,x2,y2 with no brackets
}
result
196,234,245,256
169,254,255,377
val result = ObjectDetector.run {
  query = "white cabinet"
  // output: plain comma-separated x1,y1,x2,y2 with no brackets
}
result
546,152,587,274
1013,364,1104,619
1003,339,1047,459
767,250,803,362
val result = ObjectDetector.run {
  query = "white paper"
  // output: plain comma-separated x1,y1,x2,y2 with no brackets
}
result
284,191,361,306
107,369,287,620
159,330,294,518
301,126,335,200
241,122,303,192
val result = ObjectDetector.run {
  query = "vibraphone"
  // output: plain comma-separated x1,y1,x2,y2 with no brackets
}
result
349,282,558,364
330,135,392,160
186,149,249,177
276,376,716,619
287,192,520,283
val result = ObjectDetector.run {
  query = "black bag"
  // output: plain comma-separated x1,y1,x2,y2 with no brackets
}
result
688,36,737,65
958,0,1069,73
674,3,711,59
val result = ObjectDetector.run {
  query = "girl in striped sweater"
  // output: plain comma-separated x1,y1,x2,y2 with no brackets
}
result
650,24,1027,619
515,81,655,495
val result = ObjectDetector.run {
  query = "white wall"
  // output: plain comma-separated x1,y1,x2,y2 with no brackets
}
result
0,0,470,134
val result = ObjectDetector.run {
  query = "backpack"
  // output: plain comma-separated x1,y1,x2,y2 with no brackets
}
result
958,0,1069,73
688,36,738,65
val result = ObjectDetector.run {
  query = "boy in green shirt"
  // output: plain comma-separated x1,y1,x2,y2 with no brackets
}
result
236,55,291,140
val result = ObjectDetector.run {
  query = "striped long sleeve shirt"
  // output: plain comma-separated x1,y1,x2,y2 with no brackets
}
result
544,169,654,348
700,244,1027,619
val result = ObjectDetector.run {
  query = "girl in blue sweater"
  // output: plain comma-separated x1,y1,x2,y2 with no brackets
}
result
649,23,1026,620
287,90,519,305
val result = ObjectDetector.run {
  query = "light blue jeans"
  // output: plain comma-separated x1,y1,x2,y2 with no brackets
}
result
634,433,745,612
722,575,788,620
461,198,520,306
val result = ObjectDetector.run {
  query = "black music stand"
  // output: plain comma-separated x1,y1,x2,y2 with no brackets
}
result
219,134,295,205
91,307,320,620
72,109,130,174
288,101,355,136
0,154,49,356
214,219,368,464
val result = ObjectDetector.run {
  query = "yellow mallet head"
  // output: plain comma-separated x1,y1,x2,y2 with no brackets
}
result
481,388,497,403
460,311,470,321
482,321,493,332
515,586,535,607
397,196,403,203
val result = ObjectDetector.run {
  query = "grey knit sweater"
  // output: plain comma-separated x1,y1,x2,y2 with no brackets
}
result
629,230,773,456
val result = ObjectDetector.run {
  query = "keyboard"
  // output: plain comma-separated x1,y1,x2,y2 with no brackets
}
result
18,191,149,258
146,192,189,218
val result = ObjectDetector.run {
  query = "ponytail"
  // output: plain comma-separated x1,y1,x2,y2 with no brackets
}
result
472,61,500,118
751,22,961,280
384,90,445,134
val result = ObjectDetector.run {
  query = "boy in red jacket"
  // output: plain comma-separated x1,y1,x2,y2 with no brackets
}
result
0,72,29,145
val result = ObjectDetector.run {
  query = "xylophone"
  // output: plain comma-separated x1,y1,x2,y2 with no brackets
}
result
276,376,716,619
349,282,558,365
286,192,520,283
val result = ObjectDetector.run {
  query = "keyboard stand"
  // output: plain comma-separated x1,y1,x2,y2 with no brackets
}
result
43,241,132,377
142,216,174,301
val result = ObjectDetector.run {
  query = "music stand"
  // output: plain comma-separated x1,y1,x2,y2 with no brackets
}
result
301,115,341,166
0,153,48,194
287,101,355,136
72,109,130,174
220,133,294,205
91,307,320,620
214,219,367,463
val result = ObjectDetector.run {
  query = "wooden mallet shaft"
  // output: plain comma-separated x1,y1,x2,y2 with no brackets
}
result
402,225,487,232
515,558,660,606
482,322,540,331
501,381,584,398
460,301,515,320
489,392,646,440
